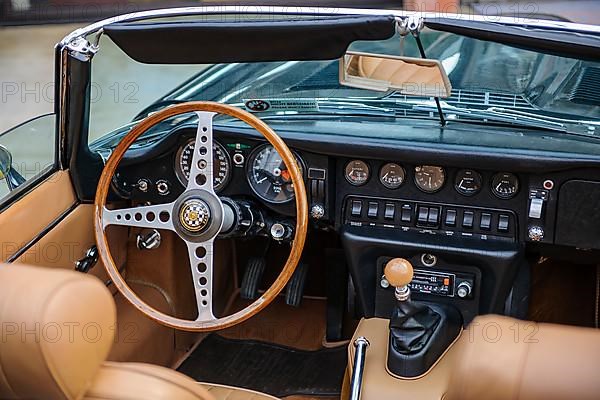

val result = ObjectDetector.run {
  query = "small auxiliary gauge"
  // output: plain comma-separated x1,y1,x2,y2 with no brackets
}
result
379,163,406,189
491,172,519,199
414,165,445,193
345,160,370,186
455,169,482,196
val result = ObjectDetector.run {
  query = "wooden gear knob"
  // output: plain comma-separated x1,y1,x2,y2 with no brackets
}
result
384,258,414,288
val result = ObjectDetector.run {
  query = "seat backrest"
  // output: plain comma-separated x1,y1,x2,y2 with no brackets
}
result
0,264,116,400
446,314,600,400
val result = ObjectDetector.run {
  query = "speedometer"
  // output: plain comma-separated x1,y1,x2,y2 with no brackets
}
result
175,139,231,192
247,144,303,203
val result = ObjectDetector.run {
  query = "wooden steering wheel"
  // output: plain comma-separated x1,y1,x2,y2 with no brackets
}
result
94,102,308,331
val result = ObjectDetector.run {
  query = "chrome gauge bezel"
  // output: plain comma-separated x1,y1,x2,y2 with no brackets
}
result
379,163,406,189
345,160,371,186
174,138,232,192
454,169,482,196
414,165,446,193
245,143,305,204
491,172,519,199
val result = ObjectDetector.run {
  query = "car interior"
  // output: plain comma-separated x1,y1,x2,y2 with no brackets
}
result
0,7,600,400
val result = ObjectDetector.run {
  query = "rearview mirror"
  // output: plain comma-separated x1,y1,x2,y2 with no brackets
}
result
0,145,12,181
339,51,452,98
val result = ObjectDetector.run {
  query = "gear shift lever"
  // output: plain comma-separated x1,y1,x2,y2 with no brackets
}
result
384,257,462,377
384,258,413,302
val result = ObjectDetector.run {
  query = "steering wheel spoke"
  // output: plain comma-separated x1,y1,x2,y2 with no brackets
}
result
186,111,216,192
186,240,215,321
103,203,175,231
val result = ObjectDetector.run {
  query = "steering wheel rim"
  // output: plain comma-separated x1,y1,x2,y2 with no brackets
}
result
94,101,308,332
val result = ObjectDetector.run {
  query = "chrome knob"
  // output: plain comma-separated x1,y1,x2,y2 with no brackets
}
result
137,179,150,192
456,281,472,298
156,180,170,195
311,204,325,219
528,226,544,241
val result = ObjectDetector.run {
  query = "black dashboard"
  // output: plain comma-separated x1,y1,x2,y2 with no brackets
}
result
103,118,600,322
110,120,600,252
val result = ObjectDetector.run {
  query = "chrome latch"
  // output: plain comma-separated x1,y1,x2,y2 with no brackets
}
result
75,245,99,273
66,37,99,61
397,15,424,37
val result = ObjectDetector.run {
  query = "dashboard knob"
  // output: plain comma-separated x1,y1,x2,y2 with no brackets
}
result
137,179,150,193
528,226,544,241
310,204,325,219
156,180,170,195
456,281,472,298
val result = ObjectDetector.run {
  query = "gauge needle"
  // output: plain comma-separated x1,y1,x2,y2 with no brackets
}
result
257,176,268,184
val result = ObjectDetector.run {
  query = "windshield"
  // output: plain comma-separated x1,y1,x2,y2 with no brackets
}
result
88,22,600,142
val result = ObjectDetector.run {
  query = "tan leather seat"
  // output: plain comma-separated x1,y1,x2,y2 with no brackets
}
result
0,264,277,400
446,314,600,400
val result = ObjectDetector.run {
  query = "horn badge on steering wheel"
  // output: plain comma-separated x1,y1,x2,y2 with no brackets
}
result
179,199,211,233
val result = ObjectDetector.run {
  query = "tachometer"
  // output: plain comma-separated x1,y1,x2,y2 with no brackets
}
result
247,144,303,203
175,139,231,192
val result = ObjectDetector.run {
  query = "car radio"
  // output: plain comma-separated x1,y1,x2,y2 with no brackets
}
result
406,269,474,299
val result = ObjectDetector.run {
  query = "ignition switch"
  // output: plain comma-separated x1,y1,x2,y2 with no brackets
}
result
270,222,293,241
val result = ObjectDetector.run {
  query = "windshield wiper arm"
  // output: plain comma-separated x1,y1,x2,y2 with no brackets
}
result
413,103,569,132
488,107,600,129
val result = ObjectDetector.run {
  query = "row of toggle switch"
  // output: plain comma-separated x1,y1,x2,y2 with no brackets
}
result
346,196,515,239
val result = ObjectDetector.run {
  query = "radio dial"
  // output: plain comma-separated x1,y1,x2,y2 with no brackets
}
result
456,281,472,298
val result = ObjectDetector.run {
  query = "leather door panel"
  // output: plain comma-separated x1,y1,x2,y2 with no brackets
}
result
0,170,76,262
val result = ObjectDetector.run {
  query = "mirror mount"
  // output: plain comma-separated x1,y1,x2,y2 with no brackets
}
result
0,145,26,192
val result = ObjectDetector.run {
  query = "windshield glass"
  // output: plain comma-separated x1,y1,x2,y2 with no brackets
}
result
88,20,600,143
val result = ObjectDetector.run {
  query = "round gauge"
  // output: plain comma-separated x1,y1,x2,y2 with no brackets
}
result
175,139,231,192
491,172,519,199
454,169,482,196
247,144,303,204
379,163,406,189
414,165,446,193
345,160,370,186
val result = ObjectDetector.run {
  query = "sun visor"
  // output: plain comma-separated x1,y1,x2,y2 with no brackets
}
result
103,15,396,64
425,18,600,62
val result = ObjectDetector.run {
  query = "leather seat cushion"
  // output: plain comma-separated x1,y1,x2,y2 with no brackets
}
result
446,315,600,400
0,264,116,400
84,362,214,400
199,383,279,400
